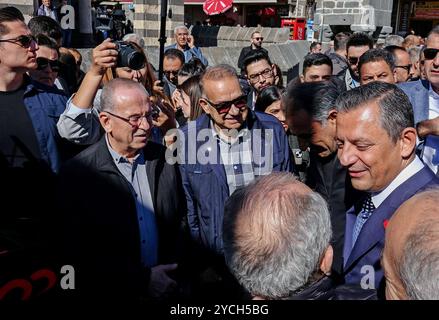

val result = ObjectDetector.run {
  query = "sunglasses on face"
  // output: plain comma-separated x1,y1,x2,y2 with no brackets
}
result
0,34,37,48
254,37,264,41
348,57,360,65
395,64,412,73
36,57,60,72
203,94,248,114
424,48,439,60
164,70,179,78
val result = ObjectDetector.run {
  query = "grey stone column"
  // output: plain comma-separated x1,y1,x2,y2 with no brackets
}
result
134,0,184,47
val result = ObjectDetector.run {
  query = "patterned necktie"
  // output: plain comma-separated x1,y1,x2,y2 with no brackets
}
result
352,195,375,248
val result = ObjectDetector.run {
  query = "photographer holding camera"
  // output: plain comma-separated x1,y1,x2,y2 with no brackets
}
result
57,38,176,146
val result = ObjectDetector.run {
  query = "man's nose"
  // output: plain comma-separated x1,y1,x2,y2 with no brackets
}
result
337,143,357,167
228,103,241,116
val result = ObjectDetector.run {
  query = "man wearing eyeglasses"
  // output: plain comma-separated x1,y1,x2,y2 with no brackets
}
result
400,26,439,175
177,65,292,298
165,25,208,66
59,78,186,301
237,31,268,74
385,45,413,83
162,48,185,97
28,34,60,88
336,32,373,91
242,50,277,109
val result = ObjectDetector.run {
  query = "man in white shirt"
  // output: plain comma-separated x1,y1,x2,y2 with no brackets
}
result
37,0,58,22
335,81,439,292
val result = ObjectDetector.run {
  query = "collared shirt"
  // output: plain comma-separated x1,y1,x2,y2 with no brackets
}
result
345,69,360,91
370,156,425,208
422,84,439,173
44,6,57,21
105,135,158,268
211,121,255,195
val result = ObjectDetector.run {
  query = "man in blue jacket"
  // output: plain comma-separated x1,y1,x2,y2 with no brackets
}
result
176,64,292,257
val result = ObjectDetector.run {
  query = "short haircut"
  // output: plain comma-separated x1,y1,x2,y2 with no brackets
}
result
303,53,333,74
100,78,149,112
408,46,421,64
427,25,439,40
335,81,414,142
164,48,185,65
346,32,374,52
285,80,343,124
399,188,439,300
243,50,272,73
254,85,284,113
334,32,351,52
384,34,404,47
223,172,332,299
200,64,238,95
0,6,24,38
178,57,206,79
36,33,59,55
358,48,395,76
28,15,62,43
384,45,408,63
174,25,189,34
251,30,262,38
310,41,321,51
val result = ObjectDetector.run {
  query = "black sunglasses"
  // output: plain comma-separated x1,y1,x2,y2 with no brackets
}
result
203,94,248,114
424,48,439,60
36,57,60,72
0,34,36,48
254,37,264,41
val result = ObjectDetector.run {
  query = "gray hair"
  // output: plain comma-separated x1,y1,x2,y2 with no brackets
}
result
335,81,414,143
285,80,343,125
199,64,238,95
122,33,145,48
408,46,421,64
223,172,332,299
100,78,149,112
174,25,189,35
384,35,404,47
399,188,439,300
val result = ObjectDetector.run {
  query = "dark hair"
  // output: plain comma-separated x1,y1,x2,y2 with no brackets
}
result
255,86,284,113
334,32,351,52
58,48,78,94
358,48,395,76
28,15,62,43
310,41,321,50
164,48,185,65
0,6,24,37
303,53,333,74
178,57,206,79
346,32,374,52
178,74,203,121
36,33,59,55
384,45,408,63
243,50,272,73
335,82,414,142
285,80,343,124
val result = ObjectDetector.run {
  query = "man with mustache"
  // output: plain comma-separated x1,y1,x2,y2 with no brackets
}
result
335,81,438,294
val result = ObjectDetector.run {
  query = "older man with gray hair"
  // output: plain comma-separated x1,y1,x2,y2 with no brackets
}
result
223,172,376,300
165,25,208,66
383,187,439,300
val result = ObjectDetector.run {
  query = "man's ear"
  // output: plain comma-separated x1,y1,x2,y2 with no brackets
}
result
199,98,211,115
393,69,398,83
399,127,417,158
99,112,112,133
299,74,305,83
271,64,277,78
320,245,334,275
327,109,338,125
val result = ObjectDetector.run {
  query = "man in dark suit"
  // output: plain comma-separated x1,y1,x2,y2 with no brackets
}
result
237,30,268,74
335,82,439,294
285,80,360,274
58,78,186,301
400,26,439,174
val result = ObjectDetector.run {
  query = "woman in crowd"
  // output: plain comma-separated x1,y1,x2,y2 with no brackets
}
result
172,74,204,127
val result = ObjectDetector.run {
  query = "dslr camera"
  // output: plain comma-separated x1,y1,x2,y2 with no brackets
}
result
113,41,146,70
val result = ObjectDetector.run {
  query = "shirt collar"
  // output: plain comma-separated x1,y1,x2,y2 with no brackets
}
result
105,134,142,164
210,119,248,143
371,156,424,208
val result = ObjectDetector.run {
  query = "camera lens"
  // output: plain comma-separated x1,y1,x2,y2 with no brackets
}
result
127,51,146,70
115,41,146,70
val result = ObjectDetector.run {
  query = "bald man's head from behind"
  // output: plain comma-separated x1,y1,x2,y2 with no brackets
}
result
223,172,333,300
383,188,439,300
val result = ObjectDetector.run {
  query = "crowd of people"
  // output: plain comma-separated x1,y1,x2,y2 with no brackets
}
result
1,4,439,303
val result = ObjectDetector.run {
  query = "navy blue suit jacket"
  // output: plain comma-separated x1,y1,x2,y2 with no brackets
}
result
343,165,439,289
399,79,430,125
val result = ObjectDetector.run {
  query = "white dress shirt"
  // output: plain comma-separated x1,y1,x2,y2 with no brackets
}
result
422,84,439,173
